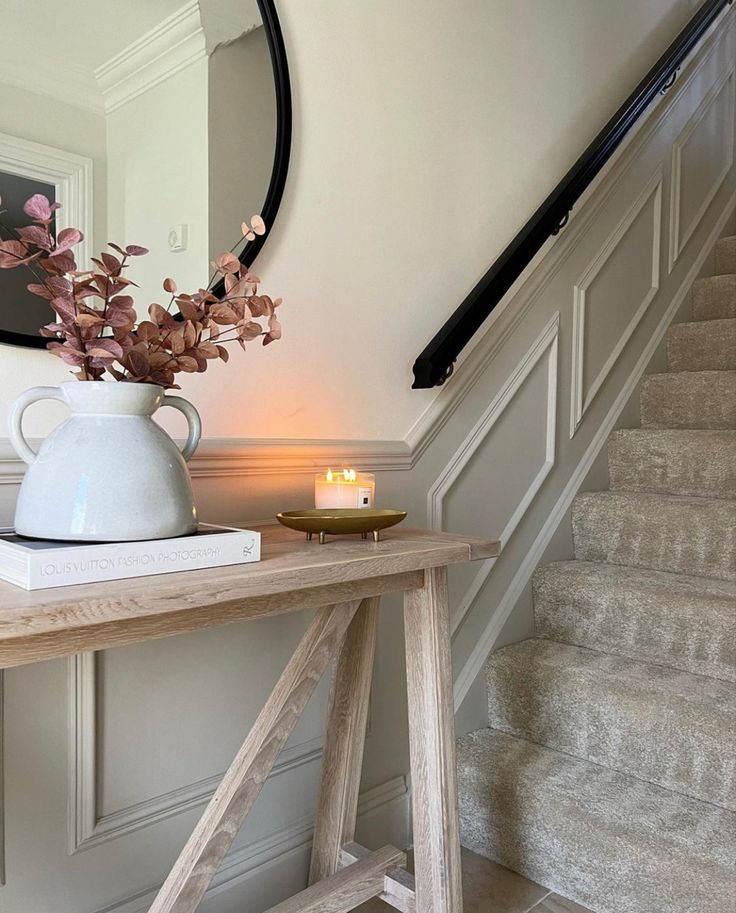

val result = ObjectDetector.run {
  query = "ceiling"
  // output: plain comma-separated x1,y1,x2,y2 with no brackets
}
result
0,0,260,114
2,1,185,73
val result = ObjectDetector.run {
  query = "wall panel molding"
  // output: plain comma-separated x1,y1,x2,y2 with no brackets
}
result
427,314,559,633
90,774,409,913
68,653,325,854
453,189,736,711
570,168,663,438
668,65,736,271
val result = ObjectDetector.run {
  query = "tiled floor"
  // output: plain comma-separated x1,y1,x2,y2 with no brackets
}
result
357,847,595,913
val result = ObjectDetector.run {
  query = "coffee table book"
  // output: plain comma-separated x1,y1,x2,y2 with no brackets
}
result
0,524,260,590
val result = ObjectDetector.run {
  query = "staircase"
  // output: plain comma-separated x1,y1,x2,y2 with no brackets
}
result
456,236,736,913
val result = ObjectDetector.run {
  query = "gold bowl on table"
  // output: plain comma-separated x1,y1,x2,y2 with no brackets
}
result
276,508,407,544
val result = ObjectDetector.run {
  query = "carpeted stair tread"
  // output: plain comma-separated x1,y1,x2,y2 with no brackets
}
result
639,370,736,429
457,728,736,913
608,428,736,498
667,318,736,371
484,638,735,809
572,490,736,580
533,560,736,681
714,235,736,275
691,274,736,320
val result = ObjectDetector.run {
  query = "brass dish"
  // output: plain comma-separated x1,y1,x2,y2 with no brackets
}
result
276,508,407,544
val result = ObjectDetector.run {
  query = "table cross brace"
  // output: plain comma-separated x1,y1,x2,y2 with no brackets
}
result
148,599,362,913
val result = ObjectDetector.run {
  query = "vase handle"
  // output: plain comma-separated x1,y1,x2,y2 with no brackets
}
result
161,396,202,462
8,386,66,466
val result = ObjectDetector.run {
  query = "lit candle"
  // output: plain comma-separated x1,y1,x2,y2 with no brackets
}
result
314,469,376,509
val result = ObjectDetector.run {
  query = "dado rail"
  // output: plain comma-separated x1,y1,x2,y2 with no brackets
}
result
0,525,499,913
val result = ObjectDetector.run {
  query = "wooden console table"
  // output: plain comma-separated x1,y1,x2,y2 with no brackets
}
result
0,525,499,913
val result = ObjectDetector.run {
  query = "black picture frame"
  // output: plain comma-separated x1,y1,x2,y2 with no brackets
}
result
0,0,292,351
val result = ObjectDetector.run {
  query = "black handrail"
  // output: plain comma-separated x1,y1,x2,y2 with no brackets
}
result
412,0,732,388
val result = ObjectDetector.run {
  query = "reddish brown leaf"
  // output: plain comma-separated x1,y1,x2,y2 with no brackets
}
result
108,294,134,310
250,214,266,236
75,313,105,328
136,320,160,342
214,252,241,274
23,193,53,221
0,239,31,268
176,355,199,372
26,282,54,300
50,227,83,256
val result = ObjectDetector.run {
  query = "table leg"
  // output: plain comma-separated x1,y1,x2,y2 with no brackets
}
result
404,566,463,913
148,600,361,913
309,596,380,884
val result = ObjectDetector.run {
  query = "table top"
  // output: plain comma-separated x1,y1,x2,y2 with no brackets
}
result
0,525,499,669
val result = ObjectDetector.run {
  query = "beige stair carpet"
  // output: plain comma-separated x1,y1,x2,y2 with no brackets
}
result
607,429,736,499
666,318,736,371
458,730,736,913
458,235,736,913
639,369,736,429
484,638,735,809
692,274,736,320
534,561,736,681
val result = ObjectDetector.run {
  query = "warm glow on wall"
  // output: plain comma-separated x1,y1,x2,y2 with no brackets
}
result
315,469,375,509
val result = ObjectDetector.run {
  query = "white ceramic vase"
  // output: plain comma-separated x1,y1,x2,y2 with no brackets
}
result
8,382,201,542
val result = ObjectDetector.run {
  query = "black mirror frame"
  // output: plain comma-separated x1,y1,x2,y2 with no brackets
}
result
238,0,292,269
0,0,292,350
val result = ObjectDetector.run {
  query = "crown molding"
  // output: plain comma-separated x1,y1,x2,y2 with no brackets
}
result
95,0,207,114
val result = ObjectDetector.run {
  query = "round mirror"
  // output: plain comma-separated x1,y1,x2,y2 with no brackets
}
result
0,0,291,349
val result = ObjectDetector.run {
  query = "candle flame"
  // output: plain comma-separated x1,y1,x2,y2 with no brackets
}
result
323,468,357,482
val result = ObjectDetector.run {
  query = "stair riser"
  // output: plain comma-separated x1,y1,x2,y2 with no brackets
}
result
458,731,736,913
692,275,736,320
667,320,736,371
714,237,736,275
640,372,736,429
608,430,736,499
533,564,736,682
573,493,736,580
485,646,735,809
